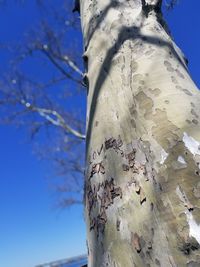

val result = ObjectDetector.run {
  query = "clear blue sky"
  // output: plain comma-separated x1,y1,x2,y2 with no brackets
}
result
0,1,200,267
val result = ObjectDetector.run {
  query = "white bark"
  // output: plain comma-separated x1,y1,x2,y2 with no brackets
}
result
80,0,200,266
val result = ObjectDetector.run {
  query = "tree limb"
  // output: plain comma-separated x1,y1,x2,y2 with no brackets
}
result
20,99,86,140
50,51,84,76
39,46,83,85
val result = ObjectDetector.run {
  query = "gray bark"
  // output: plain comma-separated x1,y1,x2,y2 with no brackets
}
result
80,0,200,266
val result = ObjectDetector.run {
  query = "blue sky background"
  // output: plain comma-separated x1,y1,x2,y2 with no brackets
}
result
0,1,200,267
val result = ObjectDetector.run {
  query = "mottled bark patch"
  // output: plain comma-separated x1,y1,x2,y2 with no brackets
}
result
175,69,185,79
135,91,153,120
193,183,200,199
176,85,193,96
148,87,161,96
191,109,199,118
192,119,198,125
151,108,180,149
132,73,143,82
171,76,178,84
164,60,174,72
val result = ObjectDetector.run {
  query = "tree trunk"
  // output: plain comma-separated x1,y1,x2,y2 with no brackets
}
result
80,0,200,266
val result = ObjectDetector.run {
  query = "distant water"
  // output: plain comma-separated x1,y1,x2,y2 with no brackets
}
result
36,255,87,267
62,257,87,267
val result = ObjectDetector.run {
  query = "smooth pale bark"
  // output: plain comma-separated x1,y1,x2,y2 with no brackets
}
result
80,0,200,266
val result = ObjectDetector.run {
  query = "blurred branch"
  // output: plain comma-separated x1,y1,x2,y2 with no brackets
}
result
59,198,83,208
48,49,84,76
164,0,178,9
20,99,86,139
0,0,85,206
38,45,83,84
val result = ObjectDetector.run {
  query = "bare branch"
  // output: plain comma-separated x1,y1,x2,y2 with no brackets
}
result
51,53,83,76
59,198,83,208
40,46,83,85
20,99,86,140
0,0,86,207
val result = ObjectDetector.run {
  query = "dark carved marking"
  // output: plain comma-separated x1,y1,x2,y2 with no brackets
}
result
87,183,97,215
105,136,123,153
179,237,200,255
122,164,129,171
97,143,104,156
96,209,107,236
88,155,93,165
88,178,123,236
147,242,152,250
140,189,146,204
135,184,141,194
90,217,96,231
105,138,114,149
93,151,97,160
131,232,141,253
116,219,121,231
90,162,105,178
126,149,137,169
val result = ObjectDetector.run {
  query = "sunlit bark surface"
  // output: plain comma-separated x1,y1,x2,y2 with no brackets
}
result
80,0,200,266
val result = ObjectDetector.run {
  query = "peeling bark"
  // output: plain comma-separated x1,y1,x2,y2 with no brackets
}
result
80,0,200,266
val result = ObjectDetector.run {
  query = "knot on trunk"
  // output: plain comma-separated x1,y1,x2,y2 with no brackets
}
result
141,0,161,16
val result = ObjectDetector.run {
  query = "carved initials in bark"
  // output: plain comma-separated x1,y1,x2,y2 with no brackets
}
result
90,162,105,178
124,149,146,175
87,184,97,215
105,136,123,154
88,178,123,237
99,178,122,211
97,144,104,156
